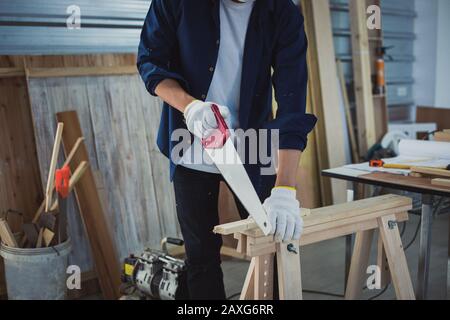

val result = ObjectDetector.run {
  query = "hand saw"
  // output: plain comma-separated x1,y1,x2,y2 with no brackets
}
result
202,104,272,235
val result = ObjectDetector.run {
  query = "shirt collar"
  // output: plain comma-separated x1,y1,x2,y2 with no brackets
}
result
210,0,275,13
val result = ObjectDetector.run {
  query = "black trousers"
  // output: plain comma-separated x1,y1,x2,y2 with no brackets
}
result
173,165,275,300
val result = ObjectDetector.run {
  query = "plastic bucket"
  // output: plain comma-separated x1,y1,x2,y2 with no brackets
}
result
0,239,71,300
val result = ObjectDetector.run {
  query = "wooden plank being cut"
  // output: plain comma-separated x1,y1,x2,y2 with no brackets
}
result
56,111,121,300
301,0,347,205
349,0,377,155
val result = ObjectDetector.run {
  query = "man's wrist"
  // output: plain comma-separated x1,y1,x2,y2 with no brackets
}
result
180,96,197,112
275,175,297,190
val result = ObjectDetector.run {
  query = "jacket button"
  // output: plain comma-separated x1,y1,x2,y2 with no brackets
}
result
201,94,206,99
216,40,220,45
209,67,214,72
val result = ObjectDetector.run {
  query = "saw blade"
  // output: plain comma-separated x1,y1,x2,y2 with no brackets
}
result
205,139,271,235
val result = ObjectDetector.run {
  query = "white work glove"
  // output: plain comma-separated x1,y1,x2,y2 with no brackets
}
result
262,187,303,242
183,100,231,139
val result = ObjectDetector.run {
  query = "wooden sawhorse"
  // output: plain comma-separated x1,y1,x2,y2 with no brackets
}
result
214,194,416,300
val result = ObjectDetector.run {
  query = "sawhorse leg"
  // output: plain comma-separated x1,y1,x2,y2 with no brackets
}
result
378,214,415,299
240,258,255,300
255,254,274,299
240,254,275,300
377,235,391,288
344,230,391,299
345,214,415,300
345,230,374,299
416,194,433,300
239,242,301,300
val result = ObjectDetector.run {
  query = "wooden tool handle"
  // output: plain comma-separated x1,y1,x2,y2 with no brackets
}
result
45,123,64,211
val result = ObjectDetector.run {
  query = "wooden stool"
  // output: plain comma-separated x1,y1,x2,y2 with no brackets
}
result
214,194,415,300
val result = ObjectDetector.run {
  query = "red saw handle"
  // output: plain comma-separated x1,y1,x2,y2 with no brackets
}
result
201,104,230,149
55,165,71,199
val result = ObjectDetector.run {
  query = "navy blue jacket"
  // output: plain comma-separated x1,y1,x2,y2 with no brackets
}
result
137,0,317,181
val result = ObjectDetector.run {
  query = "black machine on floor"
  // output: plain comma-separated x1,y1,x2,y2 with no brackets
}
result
121,237,189,300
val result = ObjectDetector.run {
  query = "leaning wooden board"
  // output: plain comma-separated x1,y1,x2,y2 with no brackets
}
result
301,0,347,205
348,0,377,155
56,111,121,299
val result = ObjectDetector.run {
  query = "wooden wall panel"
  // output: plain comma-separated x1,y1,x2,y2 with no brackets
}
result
0,76,43,296
27,74,180,268
0,77,42,226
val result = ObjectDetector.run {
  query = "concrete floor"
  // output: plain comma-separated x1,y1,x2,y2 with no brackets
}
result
222,212,449,300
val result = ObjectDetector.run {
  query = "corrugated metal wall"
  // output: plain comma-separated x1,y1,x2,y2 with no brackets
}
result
330,0,417,114
0,0,417,109
0,0,151,54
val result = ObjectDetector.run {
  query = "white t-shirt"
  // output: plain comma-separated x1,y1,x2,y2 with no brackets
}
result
179,0,255,173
